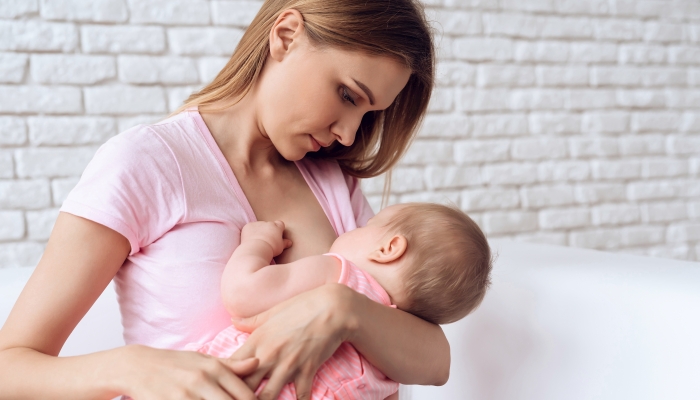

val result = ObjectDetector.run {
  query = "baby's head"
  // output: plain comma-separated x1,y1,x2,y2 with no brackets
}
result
330,203,492,324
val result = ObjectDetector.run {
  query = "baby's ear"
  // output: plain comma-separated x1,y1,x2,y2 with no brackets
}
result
368,234,407,264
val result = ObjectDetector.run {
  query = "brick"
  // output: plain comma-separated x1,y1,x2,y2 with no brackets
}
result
117,115,162,133
682,113,700,132
567,89,616,110
15,147,97,178
0,211,24,241
514,232,568,246
538,160,590,182
594,19,644,41
81,25,165,54
618,135,665,156
0,242,44,268
540,17,594,40
618,44,667,65
481,162,538,185
511,138,567,160
419,115,471,138
118,55,198,84
582,111,629,134
453,38,514,62
0,0,38,18
0,20,77,52
198,56,229,83
591,67,687,87
432,10,482,35
643,22,685,43
458,89,510,112
436,62,477,87
0,151,12,178
482,211,538,235
575,182,627,203
168,27,244,56
689,201,700,219
591,203,640,226
622,226,665,246
616,89,666,109
454,140,510,164
644,245,692,261
211,1,263,27
569,137,619,158
591,159,641,180
0,180,51,209
0,86,82,114
471,114,528,137
539,207,590,229
515,41,569,63
483,13,541,38
669,46,700,65
529,113,581,135
521,184,575,208
536,66,589,87
26,208,59,241
85,86,167,115
477,65,535,87
569,42,618,63
128,0,209,24
631,112,681,132
401,141,453,165
667,135,700,155
40,0,127,22
444,0,499,10
666,89,700,109
436,36,454,61
569,228,623,250
627,180,685,201
641,201,688,223
427,88,453,113
399,191,460,206
556,0,610,15
425,166,481,189
390,167,424,193
28,117,116,145
511,89,568,111
51,177,79,206
500,0,554,13
642,158,689,178
167,86,201,113
460,188,520,211
0,53,27,83
0,117,26,145
31,54,115,84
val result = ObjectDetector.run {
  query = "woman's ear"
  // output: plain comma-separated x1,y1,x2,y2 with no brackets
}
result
269,9,305,62
368,235,408,264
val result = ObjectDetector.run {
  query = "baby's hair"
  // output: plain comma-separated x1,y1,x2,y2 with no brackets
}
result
386,203,492,325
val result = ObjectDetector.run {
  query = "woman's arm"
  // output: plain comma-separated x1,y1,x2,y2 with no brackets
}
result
0,213,256,399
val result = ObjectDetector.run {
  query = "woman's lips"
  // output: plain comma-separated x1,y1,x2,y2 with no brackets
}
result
310,136,321,151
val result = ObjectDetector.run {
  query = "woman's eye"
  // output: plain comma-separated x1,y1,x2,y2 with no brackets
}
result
341,87,357,106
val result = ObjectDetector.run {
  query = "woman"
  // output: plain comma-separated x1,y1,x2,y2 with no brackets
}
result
0,1,449,399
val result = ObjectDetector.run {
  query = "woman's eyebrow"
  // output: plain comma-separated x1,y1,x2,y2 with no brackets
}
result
352,79,375,106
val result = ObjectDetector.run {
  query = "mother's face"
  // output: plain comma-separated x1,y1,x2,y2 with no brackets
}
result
255,10,412,161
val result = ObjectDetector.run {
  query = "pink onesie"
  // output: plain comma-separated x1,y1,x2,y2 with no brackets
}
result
186,253,399,400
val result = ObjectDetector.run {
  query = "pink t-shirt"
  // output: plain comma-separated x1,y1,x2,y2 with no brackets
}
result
60,109,374,350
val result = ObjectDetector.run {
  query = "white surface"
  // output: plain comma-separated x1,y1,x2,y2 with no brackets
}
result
1,240,699,399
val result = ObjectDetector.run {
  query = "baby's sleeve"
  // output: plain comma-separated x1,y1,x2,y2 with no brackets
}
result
344,174,374,228
60,125,185,256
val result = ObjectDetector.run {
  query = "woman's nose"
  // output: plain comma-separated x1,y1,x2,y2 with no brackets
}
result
331,115,361,147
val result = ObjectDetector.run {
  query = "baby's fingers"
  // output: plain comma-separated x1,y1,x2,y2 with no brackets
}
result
284,239,293,248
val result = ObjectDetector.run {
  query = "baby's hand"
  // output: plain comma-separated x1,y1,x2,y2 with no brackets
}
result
241,220,292,256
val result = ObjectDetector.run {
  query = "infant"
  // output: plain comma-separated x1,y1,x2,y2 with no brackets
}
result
187,203,493,399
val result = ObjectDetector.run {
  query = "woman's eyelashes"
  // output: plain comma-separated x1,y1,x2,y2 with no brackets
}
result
341,87,357,106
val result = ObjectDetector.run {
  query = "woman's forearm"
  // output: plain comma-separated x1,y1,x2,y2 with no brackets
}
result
346,289,450,386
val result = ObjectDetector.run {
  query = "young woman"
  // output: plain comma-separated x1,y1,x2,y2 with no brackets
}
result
0,1,448,399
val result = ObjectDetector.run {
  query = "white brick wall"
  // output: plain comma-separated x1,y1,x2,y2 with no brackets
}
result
0,0,699,267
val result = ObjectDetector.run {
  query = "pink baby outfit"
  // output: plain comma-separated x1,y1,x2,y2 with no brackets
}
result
186,253,399,400
59,108,374,350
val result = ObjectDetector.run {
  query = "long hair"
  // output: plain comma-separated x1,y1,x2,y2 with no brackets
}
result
177,0,434,179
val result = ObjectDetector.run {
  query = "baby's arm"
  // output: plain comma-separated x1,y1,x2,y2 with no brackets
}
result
221,220,341,319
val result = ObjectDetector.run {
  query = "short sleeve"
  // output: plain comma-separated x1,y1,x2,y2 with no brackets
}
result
60,125,185,255
343,174,374,228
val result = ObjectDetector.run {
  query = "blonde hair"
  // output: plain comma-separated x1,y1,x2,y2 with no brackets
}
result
387,204,493,325
176,0,434,179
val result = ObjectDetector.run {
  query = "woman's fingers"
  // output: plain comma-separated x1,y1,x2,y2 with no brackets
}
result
216,371,258,400
293,371,314,400
242,364,269,392
220,357,259,376
256,364,293,400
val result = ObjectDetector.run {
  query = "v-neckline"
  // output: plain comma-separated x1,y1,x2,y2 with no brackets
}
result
189,108,337,235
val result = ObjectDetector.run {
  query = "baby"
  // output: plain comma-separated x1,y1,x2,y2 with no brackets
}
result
187,203,493,399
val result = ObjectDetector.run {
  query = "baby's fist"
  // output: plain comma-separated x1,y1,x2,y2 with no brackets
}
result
241,220,292,256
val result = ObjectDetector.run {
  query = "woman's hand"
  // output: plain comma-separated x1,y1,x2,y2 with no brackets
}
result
119,345,259,400
228,284,358,400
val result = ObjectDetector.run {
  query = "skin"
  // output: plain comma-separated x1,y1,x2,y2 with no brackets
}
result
0,9,450,400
